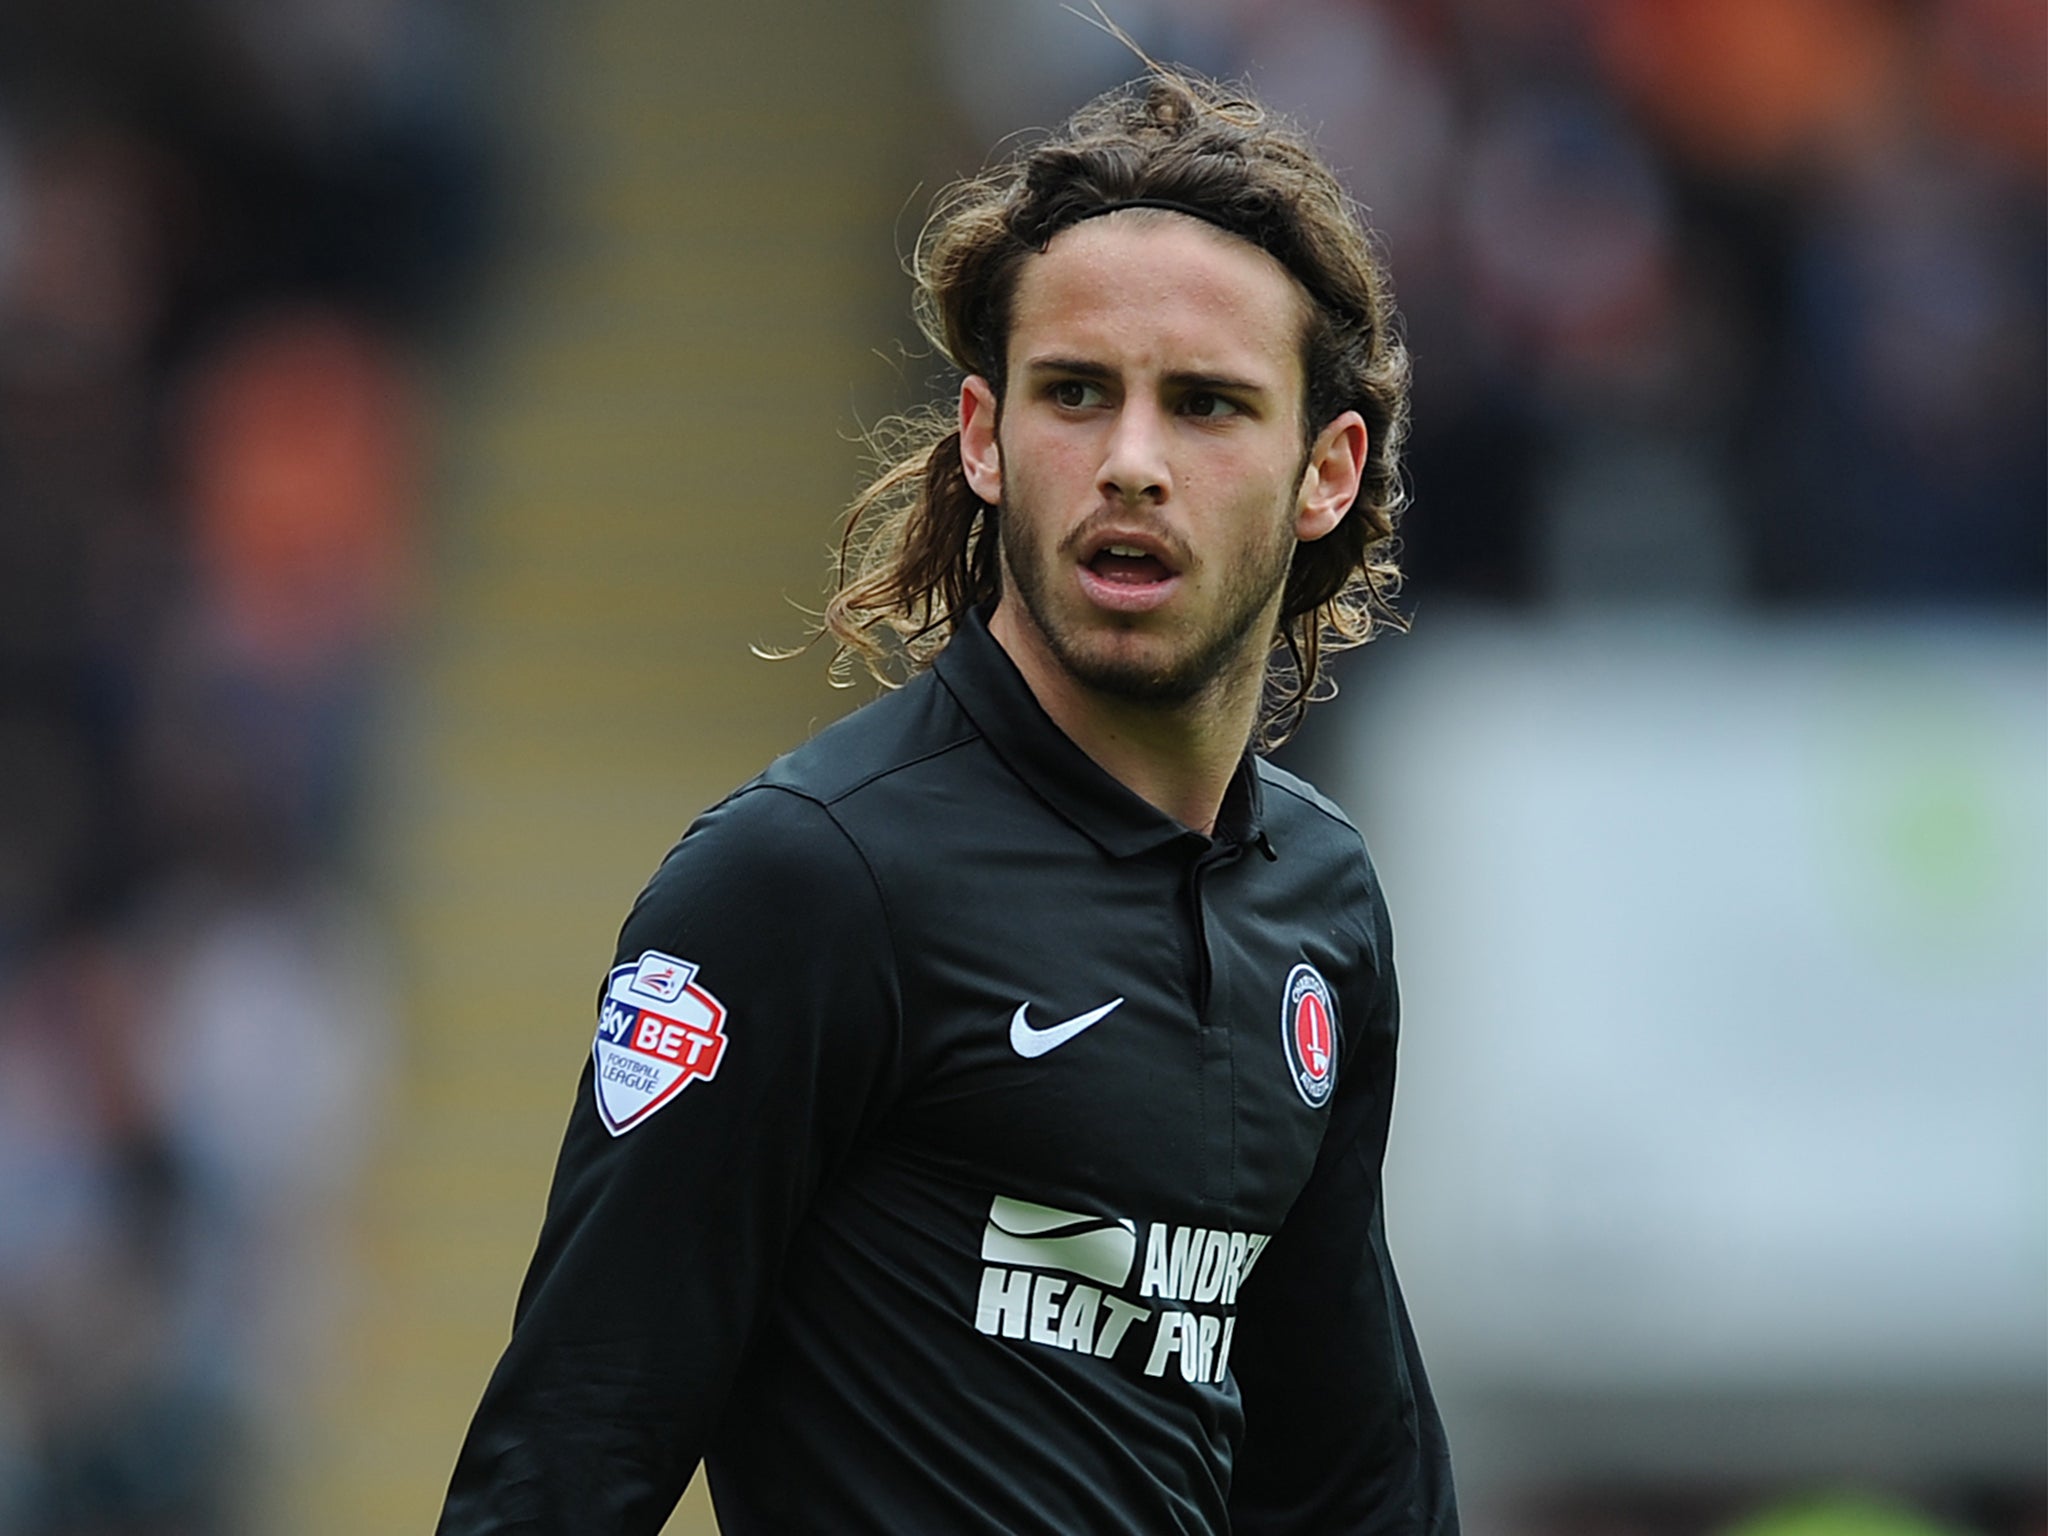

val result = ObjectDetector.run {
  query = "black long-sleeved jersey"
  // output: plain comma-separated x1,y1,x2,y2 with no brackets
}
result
439,608,1457,1534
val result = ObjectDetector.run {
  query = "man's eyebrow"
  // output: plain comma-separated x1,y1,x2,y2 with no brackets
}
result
1020,356,1115,380
1020,357,1273,396
1162,369,1270,397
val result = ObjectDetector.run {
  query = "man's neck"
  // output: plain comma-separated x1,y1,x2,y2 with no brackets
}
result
987,603,1262,838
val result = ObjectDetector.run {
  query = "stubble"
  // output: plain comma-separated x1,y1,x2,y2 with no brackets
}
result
996,494,1297,710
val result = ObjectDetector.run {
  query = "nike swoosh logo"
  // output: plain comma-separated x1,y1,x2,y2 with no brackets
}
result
1010,997,1125,1059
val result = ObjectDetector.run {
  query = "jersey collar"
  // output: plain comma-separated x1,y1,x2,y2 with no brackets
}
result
932,606,1269,860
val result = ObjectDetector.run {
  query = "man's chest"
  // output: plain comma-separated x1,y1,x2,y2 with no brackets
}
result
875,841,1364,1231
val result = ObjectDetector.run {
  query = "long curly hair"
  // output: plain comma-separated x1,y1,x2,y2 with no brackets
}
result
821,67,1410,745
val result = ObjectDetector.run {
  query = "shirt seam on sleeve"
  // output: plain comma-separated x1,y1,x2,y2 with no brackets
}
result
746,784,910,1085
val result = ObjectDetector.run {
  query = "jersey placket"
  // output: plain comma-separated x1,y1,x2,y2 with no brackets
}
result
1185,834,1248,1214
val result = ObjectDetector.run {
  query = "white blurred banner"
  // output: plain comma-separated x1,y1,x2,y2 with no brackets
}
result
1328,616,2047,1482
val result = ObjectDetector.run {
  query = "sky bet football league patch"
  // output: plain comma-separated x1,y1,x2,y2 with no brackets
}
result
591,950,728,1135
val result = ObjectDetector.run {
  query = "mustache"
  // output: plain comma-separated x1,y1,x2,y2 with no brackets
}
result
1053,507,1194,570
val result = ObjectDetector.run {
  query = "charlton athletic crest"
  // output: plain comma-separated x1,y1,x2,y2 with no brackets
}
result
1281,963,1337,1108
591,950,729,1135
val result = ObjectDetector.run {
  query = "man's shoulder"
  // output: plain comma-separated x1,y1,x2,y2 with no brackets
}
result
755,669,981,810
1254,759,1394,974
1255,758,1367,851
632,674,984,931
1255,758,1390,907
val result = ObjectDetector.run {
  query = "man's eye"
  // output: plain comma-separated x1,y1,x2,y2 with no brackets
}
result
1183,392,1241,419
1052,380,1102,409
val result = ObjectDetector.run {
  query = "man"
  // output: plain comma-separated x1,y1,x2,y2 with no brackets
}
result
440,68,1457,1534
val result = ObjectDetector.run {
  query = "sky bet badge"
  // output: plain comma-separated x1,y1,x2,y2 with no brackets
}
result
1282,963,1337,1108
591,950,729,1135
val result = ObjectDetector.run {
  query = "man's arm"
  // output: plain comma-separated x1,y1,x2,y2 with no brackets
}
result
1227,887,1458,1535
437,786,900,1534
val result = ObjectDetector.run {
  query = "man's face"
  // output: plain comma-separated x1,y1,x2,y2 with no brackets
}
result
961,213,1360,712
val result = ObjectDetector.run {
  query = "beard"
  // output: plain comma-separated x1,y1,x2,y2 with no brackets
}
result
996,494,1298,709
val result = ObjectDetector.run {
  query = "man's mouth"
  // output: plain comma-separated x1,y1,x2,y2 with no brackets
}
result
1086,543,1175,585
1073,531,1184,614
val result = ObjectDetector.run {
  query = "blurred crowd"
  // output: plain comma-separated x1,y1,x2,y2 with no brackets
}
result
935,0,2047,613
0,1,492,1530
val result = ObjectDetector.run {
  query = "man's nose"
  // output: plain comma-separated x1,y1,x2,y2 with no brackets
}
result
1098,399,1171,505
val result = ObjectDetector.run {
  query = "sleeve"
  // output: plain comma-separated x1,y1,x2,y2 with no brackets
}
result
437,785,901,1535
1225,868,1459,1535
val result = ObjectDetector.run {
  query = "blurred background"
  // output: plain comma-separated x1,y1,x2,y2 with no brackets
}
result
0,1,2039,1533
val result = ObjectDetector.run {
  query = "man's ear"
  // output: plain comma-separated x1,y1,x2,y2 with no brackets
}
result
1295,409,1367,543
960,375,1002,505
